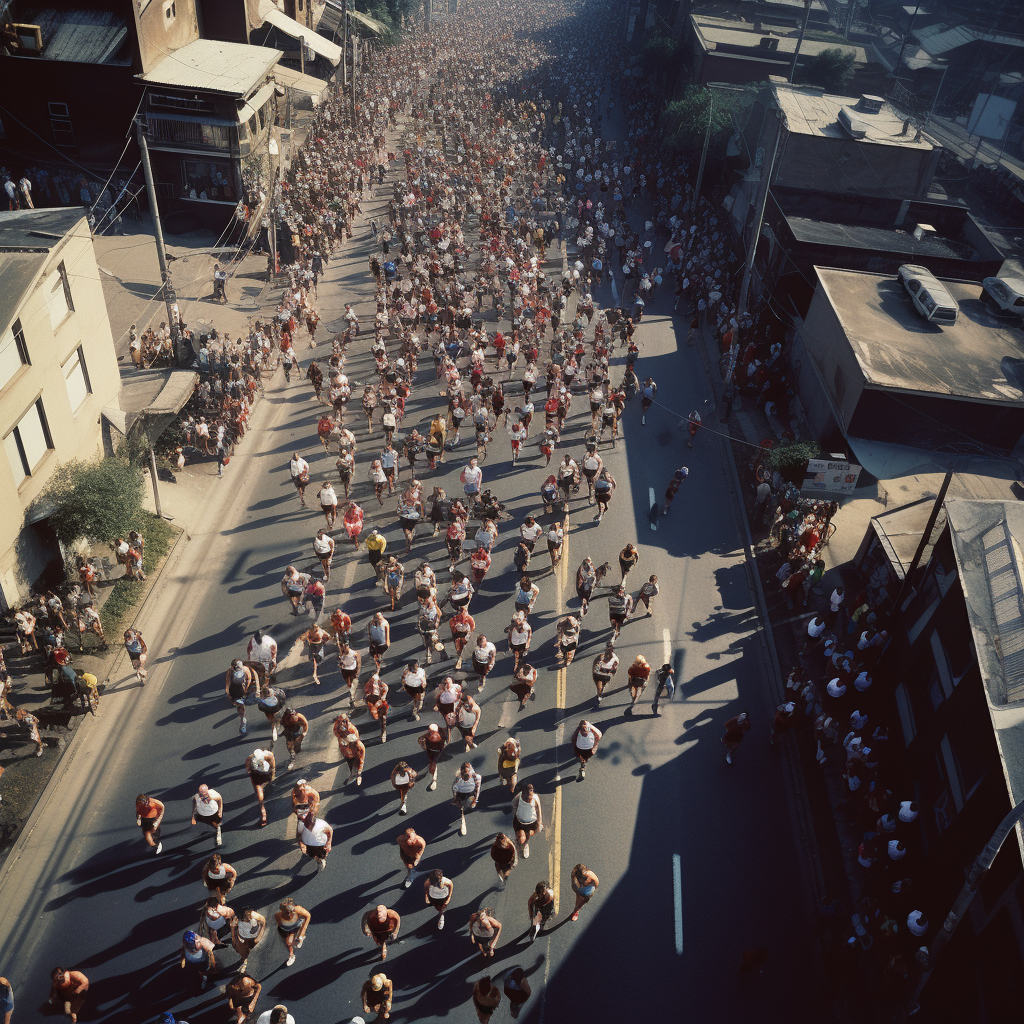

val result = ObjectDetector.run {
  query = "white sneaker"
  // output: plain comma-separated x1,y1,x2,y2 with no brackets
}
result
318,858,327,872
286,953,296,966
381,730,387,744
523,843,530,859
399,803,407,815
404,874,412,888
460,815,467,836
438,913,445,930
215,826,222,847
155,842,163,855
497,876,506,890
272,725,278,743
428,777,437,791
725,753,732,764
287,759,295,770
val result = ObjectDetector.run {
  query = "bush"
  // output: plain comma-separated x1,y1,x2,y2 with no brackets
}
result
762,440,823,471
798,47,856,93
661,86,736,157
35,457,146,549
642,34,677,81
99,516,177,637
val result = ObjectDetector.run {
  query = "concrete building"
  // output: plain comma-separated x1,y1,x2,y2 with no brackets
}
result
686,14,881,91
793,266,1024,458
0,208,121,608
851,497,1024,1020
764,189,1006,317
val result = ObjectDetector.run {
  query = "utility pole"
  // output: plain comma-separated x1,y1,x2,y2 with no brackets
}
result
351,32,358,123
789,0,813,83
135,119,179,354
728,113,781,383
341,0,348,91
692,89,717,214
905,797,1024,1016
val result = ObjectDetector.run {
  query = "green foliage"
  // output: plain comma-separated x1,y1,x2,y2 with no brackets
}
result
36,457,146,549
661,86,735,157
642,34,677,79
99,516,177,636
798,47,856,93
762,440,823,470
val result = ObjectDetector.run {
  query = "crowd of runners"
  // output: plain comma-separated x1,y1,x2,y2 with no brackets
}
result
16,0,781,1018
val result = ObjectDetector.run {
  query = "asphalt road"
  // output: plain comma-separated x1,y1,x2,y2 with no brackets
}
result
0,98,817,1024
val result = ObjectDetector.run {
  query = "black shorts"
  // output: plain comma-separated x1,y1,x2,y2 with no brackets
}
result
305,845,328,860
196,811,222,827
404,684,426,700
513,816,538,837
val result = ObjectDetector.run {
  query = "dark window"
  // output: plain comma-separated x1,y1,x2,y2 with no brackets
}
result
49,102,75,148
57,261,74,313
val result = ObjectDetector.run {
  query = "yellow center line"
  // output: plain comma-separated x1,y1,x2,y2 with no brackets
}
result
549,512,570,913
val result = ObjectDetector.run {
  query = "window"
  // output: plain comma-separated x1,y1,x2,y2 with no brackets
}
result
43,261,74,330
63,346,91,413
48,101,75,148
163,0,176,19
149,93,215,114
4,399,53,481
0,318,30,390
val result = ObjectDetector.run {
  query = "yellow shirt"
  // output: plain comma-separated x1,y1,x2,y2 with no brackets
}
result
366,534,387,554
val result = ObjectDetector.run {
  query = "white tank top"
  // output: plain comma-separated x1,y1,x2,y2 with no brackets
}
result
237,918,260,939
314,536,332,554
515,797,538,824
575,730,596,750
195,791,220,816
393,771,411,785
299,819,329,847
428,881,451,900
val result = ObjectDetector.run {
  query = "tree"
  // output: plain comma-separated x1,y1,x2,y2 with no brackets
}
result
642,34,677,85
798,47,856,93
661,86,736,157
35,457,146,548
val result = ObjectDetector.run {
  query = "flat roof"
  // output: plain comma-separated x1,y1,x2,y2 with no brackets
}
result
772,83,936,149
139,38,281,97
814,266,1024,403
693,17,869,63
788,217,972,259
945,497,1024,864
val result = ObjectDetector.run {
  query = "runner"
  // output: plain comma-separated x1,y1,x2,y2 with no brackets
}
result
569,863,600,922
229,907,265,970
468,908,502,958
618,543,639,582
280,566,309,614
722,711,751,764
503,966,533,1020
454,691,482,751
527,881,556,941
281,706,309,770
662,467,688,515
571,720,603,779
555,613,581,666
361,904,401,961
608,584,633,639
472,976,501,1023
201,853,237,898
383,556,405,611
452,761,482,835
247,628,278,679
245,747,275,826
364,670,390,743
190,783,224,847
448,604,475,670
300,621,332,685
593,468,616,521
512,576,540,617
580,442,603,504
274,898,311,967
179,931,216,991
391,823,423,888
312,529,336,580
576,556,597,615
460,628,494,690
638,574,660,616
401,659,428,719
296,810,333,873
226,971,262,1023
652,662,676,714
338,642,362,706
424,868,454,930
333,713,365,786
418,723,445,791
288,452,310,506
199,895,235,949
135,792,164,854
343,500,365,547
627,654,652,708
290,778,320,829
317,480,339,528
511,783,543,859
123,627,148,682
490,832,518,888
509,660,538,711
361,974,394,1023
546,520,564,568
367,611,391,670
49,968,88,1022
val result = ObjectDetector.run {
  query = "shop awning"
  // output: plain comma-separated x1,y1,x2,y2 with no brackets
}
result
273,64,331,107
260,1,343,65
320,0,389,36
238,81,279,124
118,369,198,439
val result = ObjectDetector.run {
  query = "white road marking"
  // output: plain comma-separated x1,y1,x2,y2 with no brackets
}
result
649,487,658,531
673,853,684,954
663,628,672,668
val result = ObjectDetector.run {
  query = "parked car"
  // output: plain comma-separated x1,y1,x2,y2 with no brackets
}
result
982,276,1024,316
897,264,959,325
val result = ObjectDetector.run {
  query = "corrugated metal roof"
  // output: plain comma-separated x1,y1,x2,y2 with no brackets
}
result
22,7,131,65
914,22,1024,56
139,38,282,96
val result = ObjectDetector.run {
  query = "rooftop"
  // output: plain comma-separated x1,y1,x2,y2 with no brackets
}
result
772,83,936,149
692,15,869,64
814,266,1024,403
14,7,131,64
913,22,1024,57
139,38,281,97
0,207,85,335
789,217,967,259
945,497,1024,862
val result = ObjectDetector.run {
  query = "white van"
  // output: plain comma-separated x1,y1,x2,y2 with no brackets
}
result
982,276,1024,316
897,264,959,325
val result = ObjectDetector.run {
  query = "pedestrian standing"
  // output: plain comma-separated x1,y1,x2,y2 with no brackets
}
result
722,712,751,764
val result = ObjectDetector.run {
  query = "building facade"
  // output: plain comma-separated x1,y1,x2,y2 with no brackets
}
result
0,208,121,608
